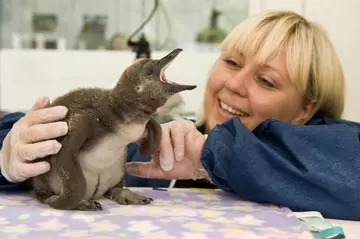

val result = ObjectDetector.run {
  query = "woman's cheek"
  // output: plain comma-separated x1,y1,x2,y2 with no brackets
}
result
250,94,292,123
207,73,225,92
208,62,230,88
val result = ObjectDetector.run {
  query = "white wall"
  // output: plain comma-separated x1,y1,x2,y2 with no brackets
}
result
0,49,218,113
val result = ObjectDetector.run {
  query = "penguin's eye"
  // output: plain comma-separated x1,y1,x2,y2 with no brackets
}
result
147,69,153,76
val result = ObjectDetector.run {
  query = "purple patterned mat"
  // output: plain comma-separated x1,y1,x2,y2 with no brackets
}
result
0,188,312,239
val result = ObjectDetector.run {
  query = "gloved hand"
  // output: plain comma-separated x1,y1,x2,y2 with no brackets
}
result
125,119,209,180
0,96,69,183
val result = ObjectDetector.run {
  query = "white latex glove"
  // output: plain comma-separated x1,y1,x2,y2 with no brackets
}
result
0,96,69,182
126,119,209,180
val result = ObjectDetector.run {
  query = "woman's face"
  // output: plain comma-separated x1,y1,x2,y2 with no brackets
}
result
204,48,314,131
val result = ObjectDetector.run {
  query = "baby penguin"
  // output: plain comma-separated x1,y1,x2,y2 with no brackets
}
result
31,48,196,211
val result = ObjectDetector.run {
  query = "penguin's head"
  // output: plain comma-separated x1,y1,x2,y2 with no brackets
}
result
118,48,196,109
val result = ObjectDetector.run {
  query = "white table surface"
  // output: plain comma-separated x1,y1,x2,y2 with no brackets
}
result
326,219,359,238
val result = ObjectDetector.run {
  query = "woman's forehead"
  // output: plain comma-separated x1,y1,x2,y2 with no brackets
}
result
221,46,287,70
222,40,285,64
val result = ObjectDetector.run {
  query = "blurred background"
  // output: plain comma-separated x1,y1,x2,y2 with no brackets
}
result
0,0,247,51
0,0,359,122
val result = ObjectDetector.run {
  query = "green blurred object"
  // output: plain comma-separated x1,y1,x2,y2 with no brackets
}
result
196,9,227,44
75,14,108,50
32,13,57,33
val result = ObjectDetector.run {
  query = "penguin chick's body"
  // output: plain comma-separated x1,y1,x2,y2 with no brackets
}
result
32,48,196,211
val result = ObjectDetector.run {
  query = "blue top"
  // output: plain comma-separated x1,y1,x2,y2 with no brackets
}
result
0,112,360,220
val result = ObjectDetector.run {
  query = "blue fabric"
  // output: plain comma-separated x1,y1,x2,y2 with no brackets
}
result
1,112,360,220
201,117,360,220
0,112,25,146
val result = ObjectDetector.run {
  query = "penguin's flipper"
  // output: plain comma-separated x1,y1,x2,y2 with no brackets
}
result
137,117,162,156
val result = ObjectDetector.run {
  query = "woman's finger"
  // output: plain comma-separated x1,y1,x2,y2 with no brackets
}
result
170,122,185,162
16,140,62,161
185,130,206,169
159,125,175,171
19,121,68,143
125,162,167,179
25,106,68,126
29,96,50,111
18,161,51,179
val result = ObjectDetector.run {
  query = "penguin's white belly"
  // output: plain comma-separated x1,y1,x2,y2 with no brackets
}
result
77,123,146,200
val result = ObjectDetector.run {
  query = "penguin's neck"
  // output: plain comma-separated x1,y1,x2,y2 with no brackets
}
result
108,87,157,124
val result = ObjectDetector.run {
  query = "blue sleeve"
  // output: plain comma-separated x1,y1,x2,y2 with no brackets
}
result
0,112,31,190
0,112,25,145
200,117,360,220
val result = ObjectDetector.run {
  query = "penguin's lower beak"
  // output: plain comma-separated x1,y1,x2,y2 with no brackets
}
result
158,48,197,93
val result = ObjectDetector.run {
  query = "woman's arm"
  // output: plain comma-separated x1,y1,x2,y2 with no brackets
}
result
201,117,360,220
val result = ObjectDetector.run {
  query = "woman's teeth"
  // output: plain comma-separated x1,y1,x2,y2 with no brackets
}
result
220,101,248,116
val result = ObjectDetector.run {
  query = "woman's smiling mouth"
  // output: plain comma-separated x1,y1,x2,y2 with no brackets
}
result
219,100,249,117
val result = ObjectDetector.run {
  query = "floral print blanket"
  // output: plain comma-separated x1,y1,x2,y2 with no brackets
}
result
0,188,312,239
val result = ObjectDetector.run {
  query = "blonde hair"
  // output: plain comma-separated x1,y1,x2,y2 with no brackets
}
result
195,10,345,126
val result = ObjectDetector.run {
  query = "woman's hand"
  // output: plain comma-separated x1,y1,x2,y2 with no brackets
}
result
0,96,69,182
125,119,207,180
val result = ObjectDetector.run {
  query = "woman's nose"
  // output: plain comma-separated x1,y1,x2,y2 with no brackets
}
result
224,69,252,97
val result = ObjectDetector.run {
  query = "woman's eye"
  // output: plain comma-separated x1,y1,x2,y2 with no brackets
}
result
257,77,275,88
224,59,239,67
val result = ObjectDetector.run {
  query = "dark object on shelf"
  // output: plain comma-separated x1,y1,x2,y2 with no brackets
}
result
196,9,227,44
128,33,151,59
31,39,57,49
127,0,159,59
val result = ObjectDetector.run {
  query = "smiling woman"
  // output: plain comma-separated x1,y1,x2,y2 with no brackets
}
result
196,10,344,132
123,10,360,221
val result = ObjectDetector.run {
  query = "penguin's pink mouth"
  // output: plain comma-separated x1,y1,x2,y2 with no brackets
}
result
160,60,179,85
157,48,196,92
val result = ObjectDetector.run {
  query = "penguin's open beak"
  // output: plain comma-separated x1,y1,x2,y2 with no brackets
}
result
158,48,197,92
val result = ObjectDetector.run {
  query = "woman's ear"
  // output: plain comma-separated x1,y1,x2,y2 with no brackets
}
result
291,100,317,125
